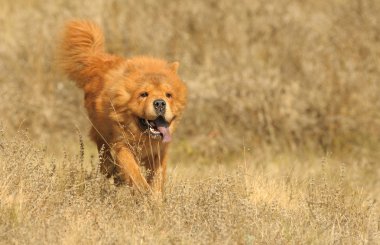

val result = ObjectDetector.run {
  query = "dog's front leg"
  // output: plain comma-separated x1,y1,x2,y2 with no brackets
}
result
113,144,151,194
150,148,168,194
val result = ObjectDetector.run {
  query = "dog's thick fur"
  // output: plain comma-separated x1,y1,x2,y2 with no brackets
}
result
59,20,187,194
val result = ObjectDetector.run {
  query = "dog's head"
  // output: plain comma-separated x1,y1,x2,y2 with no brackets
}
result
108,57,187,143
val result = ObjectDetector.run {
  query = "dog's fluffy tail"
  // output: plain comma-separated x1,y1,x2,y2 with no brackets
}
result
59,20,108,88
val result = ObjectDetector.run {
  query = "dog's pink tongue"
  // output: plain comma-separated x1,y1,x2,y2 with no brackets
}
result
154,116,172,143
157,126,172,143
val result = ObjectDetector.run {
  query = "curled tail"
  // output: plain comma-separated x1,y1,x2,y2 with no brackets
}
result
59,20,106,88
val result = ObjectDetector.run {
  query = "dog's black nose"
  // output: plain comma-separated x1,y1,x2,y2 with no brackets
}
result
153,99,166,115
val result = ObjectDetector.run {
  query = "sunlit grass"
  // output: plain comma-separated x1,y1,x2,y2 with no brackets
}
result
0,131,378,244
0,0,379,243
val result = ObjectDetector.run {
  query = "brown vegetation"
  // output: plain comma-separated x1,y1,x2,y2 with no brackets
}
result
0,131,378,244
0,0,379,243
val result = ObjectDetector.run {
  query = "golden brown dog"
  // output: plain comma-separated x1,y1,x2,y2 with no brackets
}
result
59,20,187,194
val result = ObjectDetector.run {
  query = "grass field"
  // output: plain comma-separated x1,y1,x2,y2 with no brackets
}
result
0,0,379,244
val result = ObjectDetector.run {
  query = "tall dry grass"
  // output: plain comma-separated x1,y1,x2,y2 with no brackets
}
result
0,130,378,244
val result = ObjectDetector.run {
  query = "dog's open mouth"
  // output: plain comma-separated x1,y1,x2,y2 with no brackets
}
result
138,116,172,142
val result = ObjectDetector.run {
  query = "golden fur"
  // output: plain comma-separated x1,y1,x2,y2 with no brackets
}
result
59,20,187,194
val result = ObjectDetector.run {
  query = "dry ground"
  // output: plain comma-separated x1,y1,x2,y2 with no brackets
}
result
0,0,379,244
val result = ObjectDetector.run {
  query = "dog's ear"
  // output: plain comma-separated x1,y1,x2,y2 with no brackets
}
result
168,61,180,73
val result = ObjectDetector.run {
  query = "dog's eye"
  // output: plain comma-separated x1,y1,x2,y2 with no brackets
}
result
140,92,149,98
166,93,172,98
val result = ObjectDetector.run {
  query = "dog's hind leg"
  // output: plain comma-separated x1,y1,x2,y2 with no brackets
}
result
90,127,117,178
145,147,168,194
97,141,116,178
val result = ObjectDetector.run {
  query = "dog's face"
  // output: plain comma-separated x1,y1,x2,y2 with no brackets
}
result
108,59,187,143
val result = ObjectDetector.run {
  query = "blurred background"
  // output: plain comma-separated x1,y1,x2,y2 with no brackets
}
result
1,2,379,242
0,0,379,162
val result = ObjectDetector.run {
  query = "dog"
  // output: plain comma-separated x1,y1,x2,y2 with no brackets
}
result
59,20,187,194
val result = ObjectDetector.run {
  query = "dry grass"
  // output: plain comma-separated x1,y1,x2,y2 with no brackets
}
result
0,130,378,244
0,0,379,244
